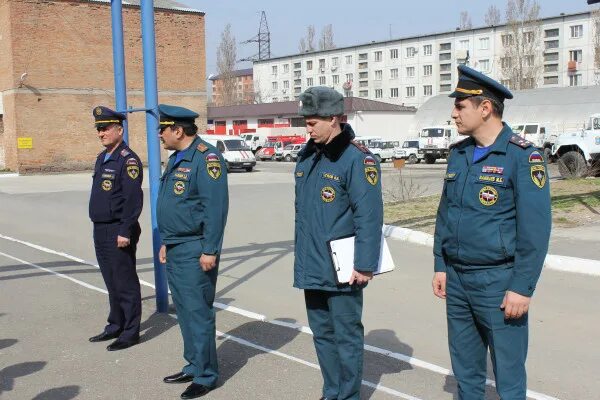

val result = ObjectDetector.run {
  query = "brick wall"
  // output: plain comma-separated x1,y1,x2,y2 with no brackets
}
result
2,0,206,173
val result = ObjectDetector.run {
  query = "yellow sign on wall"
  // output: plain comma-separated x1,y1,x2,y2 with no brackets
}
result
17,138,33,149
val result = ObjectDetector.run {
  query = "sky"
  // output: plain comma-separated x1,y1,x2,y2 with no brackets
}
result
180,0,594,81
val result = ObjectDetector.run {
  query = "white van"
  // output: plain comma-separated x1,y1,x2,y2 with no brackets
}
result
199,135,256,172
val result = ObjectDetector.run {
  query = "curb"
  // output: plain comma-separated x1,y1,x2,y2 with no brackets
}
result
383,224,600,277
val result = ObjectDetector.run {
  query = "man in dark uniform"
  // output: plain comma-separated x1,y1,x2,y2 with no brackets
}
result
88,106,143,351
294,87,383,400
155,104,228,399
432,65,551,399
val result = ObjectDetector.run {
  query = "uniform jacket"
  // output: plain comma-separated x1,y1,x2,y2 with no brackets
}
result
294,124,384,291
157,136,229,254
434,123,552,296
89,141,143,238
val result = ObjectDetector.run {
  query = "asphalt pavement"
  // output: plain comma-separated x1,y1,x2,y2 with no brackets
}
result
0,162,598,399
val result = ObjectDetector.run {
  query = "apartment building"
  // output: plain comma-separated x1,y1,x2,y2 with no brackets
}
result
253,11,597,108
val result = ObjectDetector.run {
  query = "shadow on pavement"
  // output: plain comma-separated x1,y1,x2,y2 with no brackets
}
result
362,329,414,400
216,318,301,387
0,338,18,350
139,311,178,343
0,361,46,394
32,386,80,400
442,361,501,400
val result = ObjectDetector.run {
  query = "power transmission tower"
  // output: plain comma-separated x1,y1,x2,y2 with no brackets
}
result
240,11,271,62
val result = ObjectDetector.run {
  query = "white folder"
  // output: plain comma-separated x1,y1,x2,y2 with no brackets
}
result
328,230,395,284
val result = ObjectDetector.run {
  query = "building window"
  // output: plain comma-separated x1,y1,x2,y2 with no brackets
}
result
423,44,432,56
375,70,383,80
440,53,451,61
406,87,415,97
359,90,369,97
306,60,313,70
479,37,489,50
294,79,301,86
332,57,338,66
501,57,512,69
345,55,353,64
440,84,451,92
544,52,559,62
440,63,451,72
283,80,289,89
374,51,383,62
459,39,469,50
570,49,583,62
272,82,278,90
358,62,368,69
524,55,534,67
283,64,289,73
479,59,490,72
423,65,432,76
406,47,416,58
272,97,278,102
545,40,559,50
544,76,559,85
319,76,326,85
545,28,559,38
570,74,582,86
523,31,535,43
272,66,278,75
424,85,432,96
375,89,383,98
390,68,398,79
294,70,301,78
390,49,399,59
440,42,451,51
406,66,415,77
258,118,274,127
359,80,368,88
319,59,326,69
571,25,583,38
544,64,558,73
346,73,354,82
283,96,289,101
359,71,368,79
390,88,399,98
440,73,452,81
501,34,514,47
307,77,313,86
332,75,340,84
359,53,368,60
294,62,301,69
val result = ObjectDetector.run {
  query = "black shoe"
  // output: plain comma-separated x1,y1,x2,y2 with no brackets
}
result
106,338,138,351
89,331,120,342
181,383,211,399
163,372,194,384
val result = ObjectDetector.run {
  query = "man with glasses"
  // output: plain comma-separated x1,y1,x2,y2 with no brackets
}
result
88,106,143,351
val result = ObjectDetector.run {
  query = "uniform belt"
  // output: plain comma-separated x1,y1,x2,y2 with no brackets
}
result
449,262,513,272
93,220,120,225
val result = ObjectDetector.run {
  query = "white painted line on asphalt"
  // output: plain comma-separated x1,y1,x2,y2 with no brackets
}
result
0,234,563,400
0,251,108,295
0,173,19,178
383,224,600,277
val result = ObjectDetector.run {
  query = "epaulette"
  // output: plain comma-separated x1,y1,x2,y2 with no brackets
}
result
120,148,131,157
350,140,370,154
196,143,208,153
509,135,533,149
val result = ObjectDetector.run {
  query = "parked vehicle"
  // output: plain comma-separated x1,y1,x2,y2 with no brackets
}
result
393,139,422,164
199,135,256,172
551,114,600,178
277,143,305,162
353,136,383,147
511,123,556,162
417,125,466,164
255,135,305,161
241,132,271,153
367,140,399,162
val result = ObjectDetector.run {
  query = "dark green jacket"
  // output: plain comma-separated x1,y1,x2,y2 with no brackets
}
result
434,124,551,296
157,136,229,254
294,124,384,291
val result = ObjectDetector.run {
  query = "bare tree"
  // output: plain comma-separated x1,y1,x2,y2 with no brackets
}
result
593,8,600,84
216,24,238,106
485,4,502,26
459,11,473,29
305,25,316,52
299,38,306,53
319,24,336,50
500,0,542,90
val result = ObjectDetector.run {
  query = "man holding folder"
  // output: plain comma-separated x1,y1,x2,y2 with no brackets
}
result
293,86,384,400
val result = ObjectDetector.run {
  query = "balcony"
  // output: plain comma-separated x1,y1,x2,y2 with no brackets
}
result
568,60,578,72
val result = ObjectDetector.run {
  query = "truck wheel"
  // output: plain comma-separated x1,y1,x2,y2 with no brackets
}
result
558,151,587,178
374,154,382,163
424,154,436,164
245,166,253,172
407,154,417,164
284,154,293,162
543,147,554,164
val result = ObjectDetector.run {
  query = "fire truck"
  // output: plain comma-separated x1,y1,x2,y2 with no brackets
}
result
255,135,306,161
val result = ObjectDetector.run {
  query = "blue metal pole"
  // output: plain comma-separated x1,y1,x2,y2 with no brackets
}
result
110,0,129,143
140,0,168,313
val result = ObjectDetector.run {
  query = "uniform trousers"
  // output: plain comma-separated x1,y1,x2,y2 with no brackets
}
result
305,289,364,400
166,240,218,388
446,265,528,400
93,222,141,343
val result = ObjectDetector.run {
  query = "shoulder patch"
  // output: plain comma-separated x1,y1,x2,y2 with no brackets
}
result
197,143,208,153
528,150,544,163
350,140,370,154
363,155,377,165
205,153,220,162
509,135,533,149
126,157,138,166
120,149,131,157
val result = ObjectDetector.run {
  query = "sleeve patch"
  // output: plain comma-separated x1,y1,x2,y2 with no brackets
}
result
126,157,138,166
363,155,376,165
127,165,140,179
528,151,544,163
530,165,546,188
206,153,220,162
365,166,378,185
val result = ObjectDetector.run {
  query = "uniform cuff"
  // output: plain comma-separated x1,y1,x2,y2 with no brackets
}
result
508,276,535,297
434,256,447,273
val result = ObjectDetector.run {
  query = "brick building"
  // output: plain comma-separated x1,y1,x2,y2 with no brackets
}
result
209,68,254,106
0,0,206,173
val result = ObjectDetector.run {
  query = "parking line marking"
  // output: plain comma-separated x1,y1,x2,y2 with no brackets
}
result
0,234,562,400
